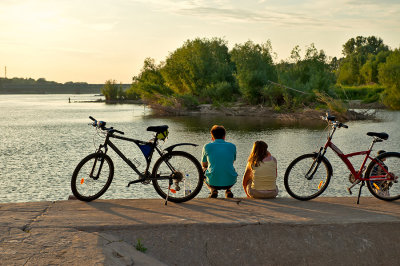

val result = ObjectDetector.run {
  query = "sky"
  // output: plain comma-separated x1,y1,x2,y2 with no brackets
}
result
1,0,400,84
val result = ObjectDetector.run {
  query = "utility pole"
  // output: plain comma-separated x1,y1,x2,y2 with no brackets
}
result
4,66,6,79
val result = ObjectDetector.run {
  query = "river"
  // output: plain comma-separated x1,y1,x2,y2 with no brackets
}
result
1,94,399,203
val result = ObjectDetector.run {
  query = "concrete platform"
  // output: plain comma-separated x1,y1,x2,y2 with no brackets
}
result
1,197,399,265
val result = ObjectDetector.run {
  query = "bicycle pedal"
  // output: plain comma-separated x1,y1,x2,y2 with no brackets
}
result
347,188,352,195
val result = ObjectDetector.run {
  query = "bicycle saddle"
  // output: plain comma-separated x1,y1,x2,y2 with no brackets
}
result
147,125,169,133
367,132,389,140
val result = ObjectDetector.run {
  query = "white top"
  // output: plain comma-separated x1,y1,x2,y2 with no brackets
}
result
251,159,277,190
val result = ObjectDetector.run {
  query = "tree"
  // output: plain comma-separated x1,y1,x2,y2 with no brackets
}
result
101,80,123,101
274,44,336,109
360,50,390,84
161,38,236,102
342,36,388,58
378,49,400,109
127,58,171,101
230,40,277,104
278,44,335,92
338,36,389,85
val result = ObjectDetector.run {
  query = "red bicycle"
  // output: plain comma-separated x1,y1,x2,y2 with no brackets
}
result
284,113,400,203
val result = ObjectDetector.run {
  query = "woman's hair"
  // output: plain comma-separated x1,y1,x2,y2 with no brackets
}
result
248,141,269,168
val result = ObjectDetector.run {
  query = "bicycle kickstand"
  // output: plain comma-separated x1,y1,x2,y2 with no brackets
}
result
165,182,171,206
357,181,365,204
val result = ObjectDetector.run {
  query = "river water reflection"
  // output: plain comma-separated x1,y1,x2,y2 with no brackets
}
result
1,94,399,203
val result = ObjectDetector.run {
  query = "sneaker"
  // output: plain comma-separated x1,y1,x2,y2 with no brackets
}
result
208,190,218,198
225,190,233,198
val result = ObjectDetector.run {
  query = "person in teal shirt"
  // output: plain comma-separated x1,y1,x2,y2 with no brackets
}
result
201,125,238,198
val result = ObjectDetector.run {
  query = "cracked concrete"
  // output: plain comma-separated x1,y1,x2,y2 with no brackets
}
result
21,202,54,233
1,197,400,265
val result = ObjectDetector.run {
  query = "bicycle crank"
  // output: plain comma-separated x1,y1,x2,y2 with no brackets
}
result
347,179,361,195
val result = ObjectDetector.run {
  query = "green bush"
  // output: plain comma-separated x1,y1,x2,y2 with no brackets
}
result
101,80,124,101
176,94,200,110
230,40,277,104
334,85,385,102
378,49,400,109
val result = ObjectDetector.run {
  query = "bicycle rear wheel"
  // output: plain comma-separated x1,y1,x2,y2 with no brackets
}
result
366,152,400,201
152,151,203,203
71,153,114,201
284,153,332,200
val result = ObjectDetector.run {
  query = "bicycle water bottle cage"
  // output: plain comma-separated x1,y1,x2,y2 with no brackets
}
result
366,132,389,140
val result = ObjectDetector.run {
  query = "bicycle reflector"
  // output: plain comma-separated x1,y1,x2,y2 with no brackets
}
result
156,130,169,140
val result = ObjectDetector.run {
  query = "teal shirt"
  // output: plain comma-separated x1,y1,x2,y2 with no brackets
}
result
201,139,238,187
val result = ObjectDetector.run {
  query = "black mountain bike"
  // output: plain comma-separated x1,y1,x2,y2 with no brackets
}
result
71,116,204,204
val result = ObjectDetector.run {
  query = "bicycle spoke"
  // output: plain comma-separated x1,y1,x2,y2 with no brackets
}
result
284,153,331,200
152,151,203,203
71,153,114,201
367,153,400,201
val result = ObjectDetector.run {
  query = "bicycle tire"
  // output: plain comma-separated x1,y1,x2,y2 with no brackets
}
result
366,152,400,201
71,152,114,201
284,153,332,200
152,151,203,203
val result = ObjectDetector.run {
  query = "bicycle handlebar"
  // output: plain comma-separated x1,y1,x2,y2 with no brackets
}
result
321,113,348,129
88,116,125,135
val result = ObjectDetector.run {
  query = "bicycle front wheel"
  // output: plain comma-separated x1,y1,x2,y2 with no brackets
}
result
366,152,400,201
284,153,332,200
152,151,203,203
71,153,114,201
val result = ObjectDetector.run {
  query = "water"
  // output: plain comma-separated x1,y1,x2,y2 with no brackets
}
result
1,94,399,203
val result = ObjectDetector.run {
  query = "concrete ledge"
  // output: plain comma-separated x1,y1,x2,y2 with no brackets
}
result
1,197,399,265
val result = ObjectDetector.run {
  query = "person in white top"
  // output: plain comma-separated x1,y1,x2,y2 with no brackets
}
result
242,141,278,199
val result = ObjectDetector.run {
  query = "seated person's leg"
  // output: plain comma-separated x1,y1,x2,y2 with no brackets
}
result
246,182,278,199
225,187,233,198
205,182,218,198
206,183,234,198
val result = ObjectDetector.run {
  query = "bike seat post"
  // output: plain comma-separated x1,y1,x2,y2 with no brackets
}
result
368,138,378,152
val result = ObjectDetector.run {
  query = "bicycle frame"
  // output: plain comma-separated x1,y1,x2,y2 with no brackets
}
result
321,127,390,182
97,133,166,182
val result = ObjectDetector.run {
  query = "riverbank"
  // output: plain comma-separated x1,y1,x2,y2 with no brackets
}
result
1,197,399,265
149,102,376,122
71,96,381,122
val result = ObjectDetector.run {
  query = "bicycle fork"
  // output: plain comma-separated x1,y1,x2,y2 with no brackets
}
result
306,148,325,180
90,153,105,180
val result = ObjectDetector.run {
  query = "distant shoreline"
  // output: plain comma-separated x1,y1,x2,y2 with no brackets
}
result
0,77,130,94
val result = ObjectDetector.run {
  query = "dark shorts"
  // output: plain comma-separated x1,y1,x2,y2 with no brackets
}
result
205,182,232,190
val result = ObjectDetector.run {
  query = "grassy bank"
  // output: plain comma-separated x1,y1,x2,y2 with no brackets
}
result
334,84,385,104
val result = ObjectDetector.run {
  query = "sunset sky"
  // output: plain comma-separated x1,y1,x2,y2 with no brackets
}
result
1,0,399,84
